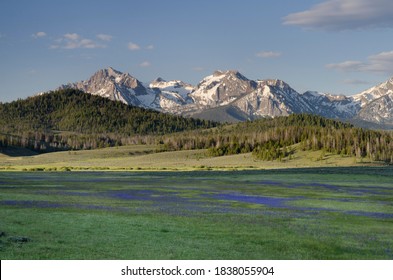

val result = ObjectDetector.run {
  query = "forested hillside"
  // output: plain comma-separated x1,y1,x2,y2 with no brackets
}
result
157,114,393,163
1,90,392,164
0,89,216,152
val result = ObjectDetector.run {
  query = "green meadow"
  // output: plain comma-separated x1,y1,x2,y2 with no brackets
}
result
0,167,392,259
0,143,380,171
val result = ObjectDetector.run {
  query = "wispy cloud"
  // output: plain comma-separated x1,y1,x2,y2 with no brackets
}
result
139,61,151,67
326,60,364,71
283,0,393,31
128,42,141,51
96,34,112,42
256,51,282,58
28,69,38,75
64,33,80,41
50,33,106,49
343,79,370,85
146,44,154,50
192,67,204,72
32,31,47,39
326,50,393,74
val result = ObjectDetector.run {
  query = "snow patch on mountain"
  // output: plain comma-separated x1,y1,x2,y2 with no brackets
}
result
190,70,257,107
353,77,393,106
54,67,393,127
302,91,360,119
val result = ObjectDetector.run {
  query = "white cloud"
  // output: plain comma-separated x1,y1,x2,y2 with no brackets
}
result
256,51,281,58
366,51,393,73
283,0,393,31
49,44,60,50
146,45,154,50
128,42,141,51
32,31,47,39
326,60,364,71
64,33,80,41
326,50,393,74
139,61,151,67
50,33,105,49
96,34,112,41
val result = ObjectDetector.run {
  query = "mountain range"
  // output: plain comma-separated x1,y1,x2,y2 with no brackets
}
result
58,67,393,128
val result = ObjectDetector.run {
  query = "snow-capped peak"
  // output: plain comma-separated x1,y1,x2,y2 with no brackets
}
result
53,68,393,127
149,78,193,91
148,77,194,109
58,67,156,107
191,70,257,107
353,76,393,106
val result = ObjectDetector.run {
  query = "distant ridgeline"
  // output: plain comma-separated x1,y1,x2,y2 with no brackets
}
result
0,89,217,152
0,89,392,163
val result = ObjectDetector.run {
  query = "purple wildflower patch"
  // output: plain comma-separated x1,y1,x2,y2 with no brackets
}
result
211,193,296,208
0,200,128,212
345,211,393,219
1,170,392,220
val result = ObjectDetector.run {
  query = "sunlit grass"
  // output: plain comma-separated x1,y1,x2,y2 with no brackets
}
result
0,144,381,171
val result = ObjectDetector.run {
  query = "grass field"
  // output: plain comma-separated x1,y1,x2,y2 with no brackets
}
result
0,144,383,171
0,167,392,259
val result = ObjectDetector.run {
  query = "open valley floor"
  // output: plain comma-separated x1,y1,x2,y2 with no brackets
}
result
0,167,392,259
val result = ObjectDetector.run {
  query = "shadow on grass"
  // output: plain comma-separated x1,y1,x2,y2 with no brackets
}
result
0,147,39,157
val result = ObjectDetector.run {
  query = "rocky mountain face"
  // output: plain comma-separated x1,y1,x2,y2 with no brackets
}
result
149,78,194,113
59,67,155,107
190,70,257,107
356,92,393,125
351,77,393,126
301,91,361,119
234,79,314,118
353,77,393,106
57,67,393,128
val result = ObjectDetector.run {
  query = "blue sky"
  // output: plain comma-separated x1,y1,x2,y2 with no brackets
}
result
1,0,393,102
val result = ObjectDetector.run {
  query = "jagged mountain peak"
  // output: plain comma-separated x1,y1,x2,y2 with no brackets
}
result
356,92,393,125
150,78,192,88
355,82,393,125
353,76,393,106
191,70,257,107
58,67,153,107
258,79,296,94
152,77,166,83
196,69,255,88
379,76,393,88
87,68,133,87
212,70,249,81
385,76,393,85
212,70,225,77
260,78,287,86
105,66,122,76
53,67,393,128
92,67,126,80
